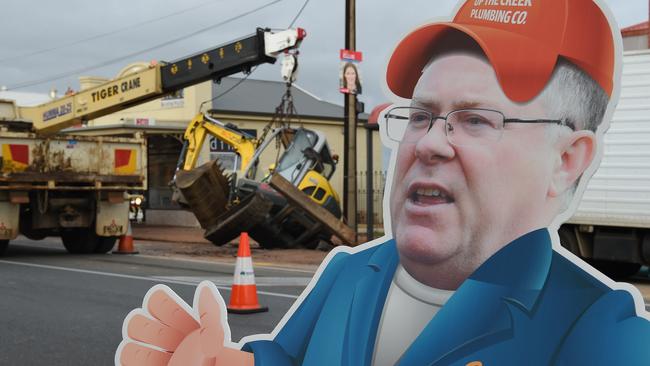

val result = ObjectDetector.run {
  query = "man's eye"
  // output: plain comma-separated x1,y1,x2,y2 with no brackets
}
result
409,113,430,127
460,114,494,128
466,116,487,125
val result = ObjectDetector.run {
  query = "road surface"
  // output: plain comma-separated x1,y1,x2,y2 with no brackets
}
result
0,237,314,365
3,236,650,365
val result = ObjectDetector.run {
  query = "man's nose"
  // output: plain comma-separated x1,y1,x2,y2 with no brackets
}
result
414,118,455,164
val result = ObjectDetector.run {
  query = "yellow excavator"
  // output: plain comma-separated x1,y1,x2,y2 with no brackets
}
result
173,108,342,249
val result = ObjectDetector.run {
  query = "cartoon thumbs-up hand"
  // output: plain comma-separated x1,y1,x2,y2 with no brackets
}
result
115,281,254,366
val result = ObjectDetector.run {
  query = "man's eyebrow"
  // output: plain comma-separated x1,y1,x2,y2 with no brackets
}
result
410,99,483,111
452,100,482,110
411,98,439,111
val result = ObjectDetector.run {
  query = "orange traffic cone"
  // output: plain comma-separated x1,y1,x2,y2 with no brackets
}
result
227,232,268,314
113,221,139,254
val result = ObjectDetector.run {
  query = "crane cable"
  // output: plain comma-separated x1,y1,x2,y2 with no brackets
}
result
200,0,311,168
202,0,311,108
261,0,312,140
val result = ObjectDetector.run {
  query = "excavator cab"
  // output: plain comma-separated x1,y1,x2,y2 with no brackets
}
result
239,127,340,217
275,129,340,215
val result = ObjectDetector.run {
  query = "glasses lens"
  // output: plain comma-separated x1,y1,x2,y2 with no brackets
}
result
385,107,431,142
447,109,504,146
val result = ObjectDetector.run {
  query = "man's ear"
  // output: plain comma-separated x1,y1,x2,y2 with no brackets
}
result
549,130,596,197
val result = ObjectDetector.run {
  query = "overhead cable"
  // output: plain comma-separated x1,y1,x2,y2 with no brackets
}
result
0,0,219,64
8,0,282,90
289,0,311,27
206,0,311,105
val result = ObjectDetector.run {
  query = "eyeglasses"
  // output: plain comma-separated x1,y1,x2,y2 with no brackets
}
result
384,107,575,146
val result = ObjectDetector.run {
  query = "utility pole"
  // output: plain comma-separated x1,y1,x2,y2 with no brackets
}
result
344,0,358,241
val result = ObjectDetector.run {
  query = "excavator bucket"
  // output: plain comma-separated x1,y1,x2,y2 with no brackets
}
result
174,159,231,229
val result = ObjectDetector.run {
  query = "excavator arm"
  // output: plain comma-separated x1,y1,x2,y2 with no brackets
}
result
180,113,256,171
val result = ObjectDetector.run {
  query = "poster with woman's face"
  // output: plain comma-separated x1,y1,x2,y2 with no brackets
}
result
339,61,362,95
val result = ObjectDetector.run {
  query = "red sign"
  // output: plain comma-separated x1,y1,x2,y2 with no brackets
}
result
8,144,28,165
340,49,363,62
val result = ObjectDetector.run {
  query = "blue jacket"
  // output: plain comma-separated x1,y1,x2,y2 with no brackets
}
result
243,229,650,365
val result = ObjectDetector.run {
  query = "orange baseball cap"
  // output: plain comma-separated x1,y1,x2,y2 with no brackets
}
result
386,0,616,102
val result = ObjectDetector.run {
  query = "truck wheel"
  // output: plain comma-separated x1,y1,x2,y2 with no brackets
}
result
590,260,642,280
61,229,97,254
0,240,8,256
94,236,118,253
558,226,580,255
23,230,48,241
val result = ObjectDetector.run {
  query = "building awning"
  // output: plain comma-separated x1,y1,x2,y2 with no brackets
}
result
61,121,186,137
368,103,392,127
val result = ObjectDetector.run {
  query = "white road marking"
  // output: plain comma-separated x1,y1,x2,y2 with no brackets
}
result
7,258,647,306
152,276,312,286
0,259,299,299
134,253,318,274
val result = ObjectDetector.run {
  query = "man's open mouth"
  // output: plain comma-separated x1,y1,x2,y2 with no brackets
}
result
409,185,454,205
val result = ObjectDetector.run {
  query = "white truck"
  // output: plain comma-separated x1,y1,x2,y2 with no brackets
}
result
560,49,650,278
0,125,146,254
0,28,305,255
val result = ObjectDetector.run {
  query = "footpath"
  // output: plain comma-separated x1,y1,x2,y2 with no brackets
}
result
130,224,328,271
131,224,211,245
130,224,650,301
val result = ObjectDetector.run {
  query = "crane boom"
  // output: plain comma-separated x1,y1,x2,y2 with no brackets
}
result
15,28,305,135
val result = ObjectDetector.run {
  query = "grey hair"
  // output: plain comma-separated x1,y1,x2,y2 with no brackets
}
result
539,58,610,133
539,58,610,208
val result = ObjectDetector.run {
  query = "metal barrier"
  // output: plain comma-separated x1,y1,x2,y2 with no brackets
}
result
356,170,387,227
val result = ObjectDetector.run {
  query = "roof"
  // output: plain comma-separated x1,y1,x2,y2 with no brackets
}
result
622,21,649,37
211,77,369,121
368,103,392,125
0,90,50,107
61,122,184,136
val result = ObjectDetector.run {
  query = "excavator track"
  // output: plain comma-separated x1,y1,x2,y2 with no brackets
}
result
204,192,273,246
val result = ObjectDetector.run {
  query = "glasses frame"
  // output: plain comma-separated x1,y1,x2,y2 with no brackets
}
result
384,106,575,145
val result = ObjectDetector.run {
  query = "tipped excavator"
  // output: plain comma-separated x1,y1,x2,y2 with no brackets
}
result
172,109,342,249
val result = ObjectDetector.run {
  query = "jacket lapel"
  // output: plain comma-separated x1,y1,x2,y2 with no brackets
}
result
345,240,399,366
398,229,554,366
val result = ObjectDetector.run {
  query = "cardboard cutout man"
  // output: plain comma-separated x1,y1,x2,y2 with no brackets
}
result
116,0,650,365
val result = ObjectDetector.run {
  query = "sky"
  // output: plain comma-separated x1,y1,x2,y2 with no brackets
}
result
0,0,647,113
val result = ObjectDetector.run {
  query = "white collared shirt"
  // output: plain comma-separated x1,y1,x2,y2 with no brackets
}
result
372,264,454,366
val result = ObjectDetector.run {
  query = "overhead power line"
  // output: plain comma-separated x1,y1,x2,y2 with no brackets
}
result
0,0,219,64
7,0,282,90
205,66,259,109
289,0,311,27
206,0,312,104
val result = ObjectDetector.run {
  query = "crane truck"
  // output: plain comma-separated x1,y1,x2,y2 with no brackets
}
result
0,28,310,255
